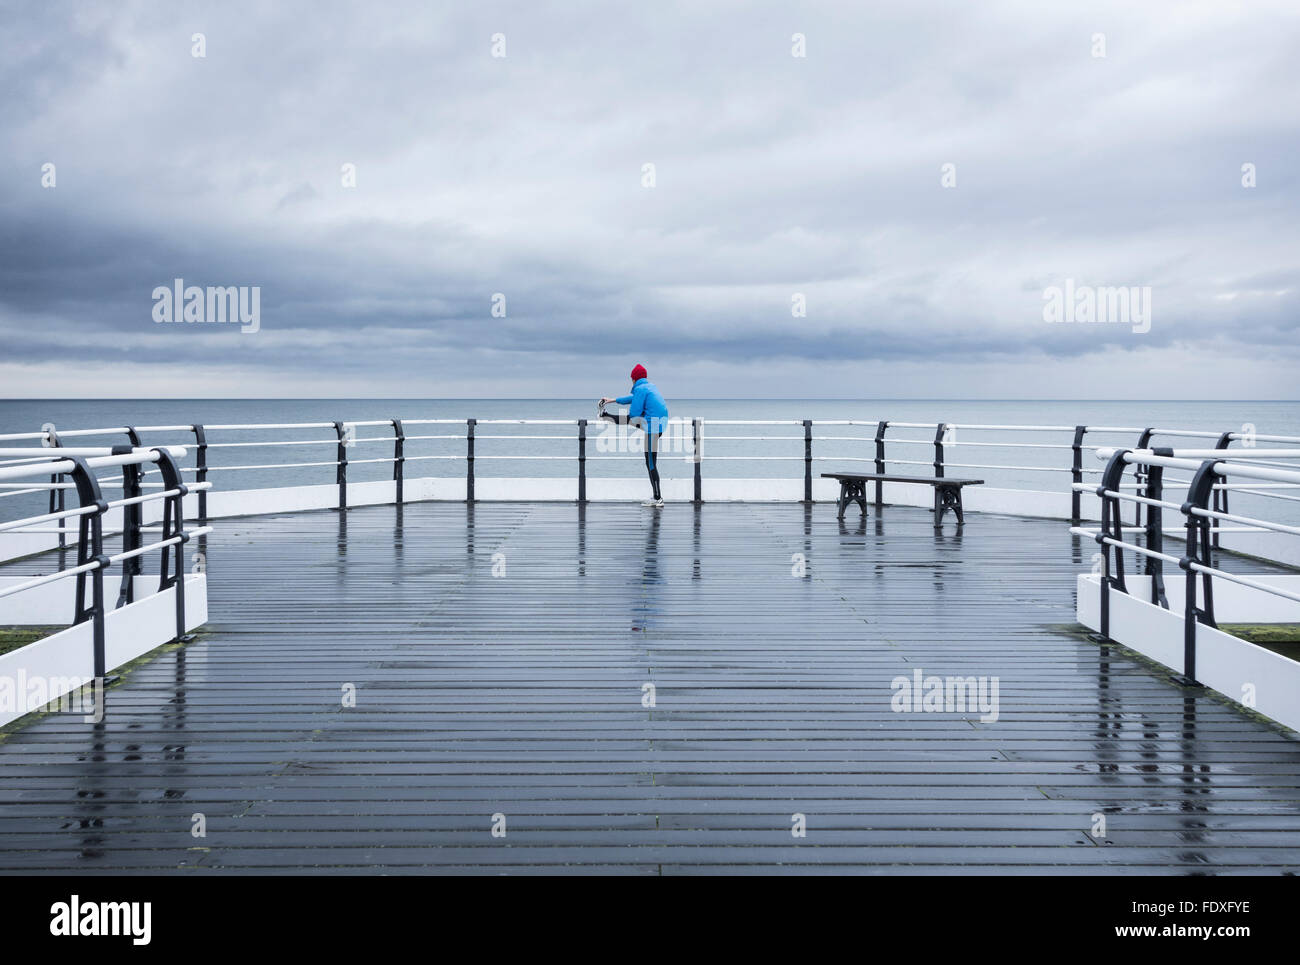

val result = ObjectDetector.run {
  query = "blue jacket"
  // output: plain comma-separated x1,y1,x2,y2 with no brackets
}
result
616,378,669,433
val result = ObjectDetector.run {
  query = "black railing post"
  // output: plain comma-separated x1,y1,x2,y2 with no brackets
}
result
191,425,208,525
1133,428,1155,530
112,444,141,608
154,449,192,643
333,421,349,510
874,421,888,507
578,419,587,504
933,423,946,478
466,418,476,503
1097,447,1128,593
392,419,405,504
1095,449,1131,643
803,420,813,504
692,418,702,505
1144,449,1170,608
1070,425,1087,525
67,457,109,681
1211,431,1233,549
43,425,68,551
1177,459,1221,686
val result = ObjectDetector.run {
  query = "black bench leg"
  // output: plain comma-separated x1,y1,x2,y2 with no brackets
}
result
837,483,847,519
935,485,963,527
854,482,867,517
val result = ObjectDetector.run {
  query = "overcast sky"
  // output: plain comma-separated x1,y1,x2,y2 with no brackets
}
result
1,0,1297,398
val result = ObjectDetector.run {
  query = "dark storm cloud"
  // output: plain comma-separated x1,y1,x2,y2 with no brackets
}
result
1,0,1298,396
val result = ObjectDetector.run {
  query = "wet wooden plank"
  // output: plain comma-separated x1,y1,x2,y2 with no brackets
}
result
1,501,1298,874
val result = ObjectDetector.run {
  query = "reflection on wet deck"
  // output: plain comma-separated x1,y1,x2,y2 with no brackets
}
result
2,502,1298,875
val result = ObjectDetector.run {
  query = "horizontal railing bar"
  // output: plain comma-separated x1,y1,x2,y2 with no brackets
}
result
107,527,214,565
201,422,338,430
0,455,72,469
0,562,102,599
1073,524,1263,535
1213,482,1300,489
1186,562,1300,605
944,441,1074,450
0,448,188,483
1230,432,1300,444
1121,448,1300,460
0,503,97,533
1078,486,1185,512
475,435,583,441
109,483,212,511
0,446,188,459
1068,529,1184,564
1213,463,1300,485
201,460,340,472
703,436,804,442
942,462,1070,472
1096,451,1211,473
39,427,131,438
201,439,344,449
0,432,54,442
1225,458,1300,471
946,424,1075,432
1189,505,1300,538
1227,488,1300,504
0,487,57,499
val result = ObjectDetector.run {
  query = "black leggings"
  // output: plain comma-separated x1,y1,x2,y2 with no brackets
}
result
601,410,662,498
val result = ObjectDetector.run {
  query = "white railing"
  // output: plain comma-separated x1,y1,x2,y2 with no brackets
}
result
2,418,1296,534
1068,445,1300,731
1071,446,1300,679
0,446,212,684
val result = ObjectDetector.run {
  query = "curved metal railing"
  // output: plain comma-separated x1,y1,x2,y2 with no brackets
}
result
1070,446,1300,683
2,419,1297,527
0,445,213,682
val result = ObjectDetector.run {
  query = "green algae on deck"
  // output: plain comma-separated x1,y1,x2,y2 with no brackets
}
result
0,626,63,658
1220,624,1300,662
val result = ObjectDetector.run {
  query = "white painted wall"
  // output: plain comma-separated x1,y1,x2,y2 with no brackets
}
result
1076,573,1300,733
0,573,206,728
0,575,128,625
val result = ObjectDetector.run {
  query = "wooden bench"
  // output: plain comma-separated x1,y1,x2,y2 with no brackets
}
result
821,473,984,526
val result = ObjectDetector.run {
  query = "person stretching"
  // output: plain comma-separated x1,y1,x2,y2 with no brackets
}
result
599,363,670,507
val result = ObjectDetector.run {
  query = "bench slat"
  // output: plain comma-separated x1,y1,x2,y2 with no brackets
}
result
821,473,984,486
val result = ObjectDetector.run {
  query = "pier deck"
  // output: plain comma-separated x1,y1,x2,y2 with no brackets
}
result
2,501,1299,875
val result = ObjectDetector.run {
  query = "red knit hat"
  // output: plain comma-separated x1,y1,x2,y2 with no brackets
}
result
630,363,648,381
